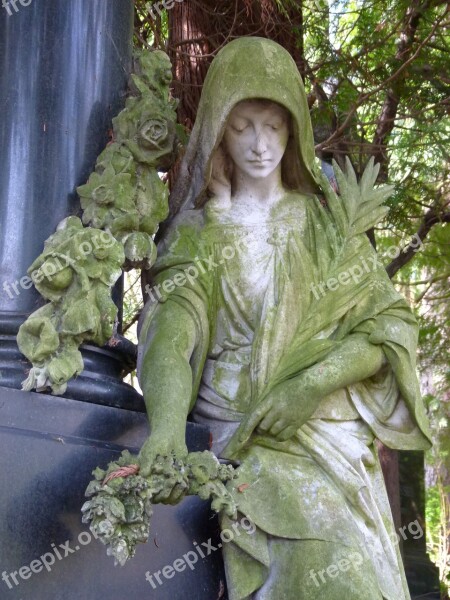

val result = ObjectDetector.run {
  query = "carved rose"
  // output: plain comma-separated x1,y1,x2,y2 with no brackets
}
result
123,117,176,167
139,119,169,150
92,184,115,206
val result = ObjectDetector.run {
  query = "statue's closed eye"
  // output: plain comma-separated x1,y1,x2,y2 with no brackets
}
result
229,124,248,133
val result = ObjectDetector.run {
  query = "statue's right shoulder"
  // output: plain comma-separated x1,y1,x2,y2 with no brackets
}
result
162,209,205,238
159,209,205,243
156,209,205,261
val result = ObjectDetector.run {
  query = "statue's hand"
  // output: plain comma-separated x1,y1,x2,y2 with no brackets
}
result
234,376,323,446
138,433,188,504
208,146,231,202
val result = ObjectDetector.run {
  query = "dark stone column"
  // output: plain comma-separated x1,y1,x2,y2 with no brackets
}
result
0,0,141,407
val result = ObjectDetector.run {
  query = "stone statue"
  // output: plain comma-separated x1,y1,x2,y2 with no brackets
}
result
137,37,431,599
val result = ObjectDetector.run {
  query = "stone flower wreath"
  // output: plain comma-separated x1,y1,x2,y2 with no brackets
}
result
18,49,180,395
81,450,237,566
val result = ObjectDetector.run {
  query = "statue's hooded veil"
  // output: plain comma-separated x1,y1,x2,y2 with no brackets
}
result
171,37,322,212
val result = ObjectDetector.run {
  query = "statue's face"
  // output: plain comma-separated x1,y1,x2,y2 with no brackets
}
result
223,100,290,180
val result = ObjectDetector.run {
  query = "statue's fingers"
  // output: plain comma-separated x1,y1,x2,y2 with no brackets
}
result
237,400,272,444
268,420,286,436
138,453,156,477
167,486,186,505
276,426,299,441
258,411,279,432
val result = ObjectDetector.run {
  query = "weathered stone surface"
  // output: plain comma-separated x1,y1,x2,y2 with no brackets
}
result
18,217,124,395
18,49,178,394
77,49,178,270
137,37,432,599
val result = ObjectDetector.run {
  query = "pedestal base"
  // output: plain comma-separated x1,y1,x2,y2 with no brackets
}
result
0,387,226,599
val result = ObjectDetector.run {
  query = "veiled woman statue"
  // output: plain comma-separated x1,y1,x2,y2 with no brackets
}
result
137,37,431,599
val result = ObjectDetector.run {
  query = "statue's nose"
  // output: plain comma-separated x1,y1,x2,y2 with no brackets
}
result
251,133,267,156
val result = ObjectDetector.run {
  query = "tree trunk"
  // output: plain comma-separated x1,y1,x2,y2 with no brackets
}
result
168,0,304,128
378,443,402,537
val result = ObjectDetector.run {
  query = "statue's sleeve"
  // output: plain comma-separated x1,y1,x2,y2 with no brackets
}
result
336,236,432,450
137,210,211,411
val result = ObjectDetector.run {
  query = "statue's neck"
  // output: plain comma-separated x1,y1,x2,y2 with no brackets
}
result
225,191,288,227
231,167,285,208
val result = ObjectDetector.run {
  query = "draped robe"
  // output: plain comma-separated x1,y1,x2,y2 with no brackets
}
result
138,191,431,600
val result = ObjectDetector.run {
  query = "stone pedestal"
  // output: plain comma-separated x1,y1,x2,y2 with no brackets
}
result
0,388,225,599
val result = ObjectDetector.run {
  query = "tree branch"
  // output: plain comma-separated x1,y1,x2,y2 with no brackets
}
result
315,3,446,155
386,208,450,278
371,0,435,176
393,270,450,285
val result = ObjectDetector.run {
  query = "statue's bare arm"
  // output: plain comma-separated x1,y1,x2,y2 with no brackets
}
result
138,300,197,476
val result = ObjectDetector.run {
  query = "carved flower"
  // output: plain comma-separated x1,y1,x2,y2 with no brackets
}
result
61,298,101,337
17,316,60,363
96,143,134,175
78,171,113,207
135,167,169,234
32,261,74,301
93,184,115,206
139,119,168,149
129,49,173,97
81,204,108,230
123,232,157,270
47,347,84,388
159,65,173,86
77,166,136,229
125,117,176,167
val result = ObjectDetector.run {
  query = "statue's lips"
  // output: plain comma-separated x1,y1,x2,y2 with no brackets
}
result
247,160,272,166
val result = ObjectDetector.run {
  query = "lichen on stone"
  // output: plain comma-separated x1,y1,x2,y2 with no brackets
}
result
77,49,179,271
18,217,124,395
18,49,180,394
81,450,237,566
